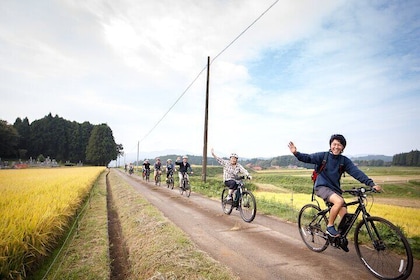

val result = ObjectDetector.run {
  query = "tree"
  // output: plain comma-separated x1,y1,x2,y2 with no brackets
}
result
0,120,19,158
85,124,118,166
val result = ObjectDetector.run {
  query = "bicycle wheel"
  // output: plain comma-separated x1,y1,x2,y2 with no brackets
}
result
221,187,233,215
239,191,256,222
354,216,413,280
179,181,184,195
185,183,191,197
298,204,329,252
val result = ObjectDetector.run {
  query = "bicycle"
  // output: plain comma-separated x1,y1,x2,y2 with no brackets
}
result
155,170,161,186
298,187,413,280
221,176,257,223
179,172,191,197
166,171,174,189
143,169,150,182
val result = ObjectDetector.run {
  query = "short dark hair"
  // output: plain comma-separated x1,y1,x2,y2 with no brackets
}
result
329,134,347,148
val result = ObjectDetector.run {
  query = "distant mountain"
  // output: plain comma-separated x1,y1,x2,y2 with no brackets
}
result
349,155,392,162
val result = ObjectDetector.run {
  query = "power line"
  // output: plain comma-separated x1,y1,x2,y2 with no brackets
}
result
139,0,279,144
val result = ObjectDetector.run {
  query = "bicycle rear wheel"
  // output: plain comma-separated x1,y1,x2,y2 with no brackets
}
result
221,187,233,215
239,191,256,222
354,216,413,280
298,204,329,252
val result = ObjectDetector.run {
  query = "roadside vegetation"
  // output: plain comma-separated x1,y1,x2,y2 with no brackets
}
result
0,167,106,279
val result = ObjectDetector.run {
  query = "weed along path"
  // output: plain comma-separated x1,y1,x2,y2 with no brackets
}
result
114,169,420,280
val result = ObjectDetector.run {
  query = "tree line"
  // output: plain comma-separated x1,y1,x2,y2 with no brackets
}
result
245,152,419,168
392,150,420,166
0,113,123,166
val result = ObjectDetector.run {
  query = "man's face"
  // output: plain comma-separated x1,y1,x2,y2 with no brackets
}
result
230,157,237,164
330,139,344,155
183,158,187,163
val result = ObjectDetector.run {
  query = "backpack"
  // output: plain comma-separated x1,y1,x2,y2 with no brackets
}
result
311,152,345,200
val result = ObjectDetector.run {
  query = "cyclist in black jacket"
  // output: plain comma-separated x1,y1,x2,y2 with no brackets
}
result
175,156,193,187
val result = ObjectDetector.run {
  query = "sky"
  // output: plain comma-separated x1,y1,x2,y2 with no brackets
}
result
1,0,419,163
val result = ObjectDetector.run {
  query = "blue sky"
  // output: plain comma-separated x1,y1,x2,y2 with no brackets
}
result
1,0,419,162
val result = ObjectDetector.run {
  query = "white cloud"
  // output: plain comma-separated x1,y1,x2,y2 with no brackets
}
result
1,0,419,161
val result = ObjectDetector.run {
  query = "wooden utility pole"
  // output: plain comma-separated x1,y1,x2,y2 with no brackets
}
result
202,56,210,182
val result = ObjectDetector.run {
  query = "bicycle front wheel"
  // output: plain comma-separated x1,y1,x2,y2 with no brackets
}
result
179,180,185,195
298,204,329,252
239,191,256,222
221,187,233,215
185,184,191,197
354,216,413,280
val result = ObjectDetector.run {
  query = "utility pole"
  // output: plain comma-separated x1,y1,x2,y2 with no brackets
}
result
202,56,210,182
137,141,139,171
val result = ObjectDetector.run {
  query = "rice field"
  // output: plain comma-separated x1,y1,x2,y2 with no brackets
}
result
0,167,105,279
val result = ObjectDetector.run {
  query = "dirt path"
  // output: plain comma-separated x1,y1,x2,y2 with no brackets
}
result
115,170,419,280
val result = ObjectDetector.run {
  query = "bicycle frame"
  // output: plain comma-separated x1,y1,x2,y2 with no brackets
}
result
180,172,189,189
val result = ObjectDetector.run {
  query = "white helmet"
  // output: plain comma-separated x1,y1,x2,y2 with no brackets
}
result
182,155,188,159
230,153,239,159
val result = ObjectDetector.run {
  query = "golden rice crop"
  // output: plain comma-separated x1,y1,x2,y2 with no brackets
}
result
0,166,105,279
256,191,420,237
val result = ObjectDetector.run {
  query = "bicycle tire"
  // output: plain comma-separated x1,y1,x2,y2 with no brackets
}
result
239,191,256,222
179,181,184,195
167,177,174,189
185,184,191,197
221,187,233,215
298,204,329,252
354,216,413,280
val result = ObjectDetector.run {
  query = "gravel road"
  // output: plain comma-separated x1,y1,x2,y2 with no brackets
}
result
116,170,419,280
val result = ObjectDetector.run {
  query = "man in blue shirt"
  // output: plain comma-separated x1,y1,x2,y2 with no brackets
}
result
288,134,381,237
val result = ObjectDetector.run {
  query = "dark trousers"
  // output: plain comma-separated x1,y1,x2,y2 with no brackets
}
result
224,180,238,190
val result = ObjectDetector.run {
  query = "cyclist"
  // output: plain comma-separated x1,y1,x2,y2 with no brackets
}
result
142,159,151,179
288,134,381,238
154,158,162,183
175,156,193,187
166,159,175,183
211,148,251,203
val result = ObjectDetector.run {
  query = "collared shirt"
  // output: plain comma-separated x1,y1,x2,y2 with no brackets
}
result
214,156,249,181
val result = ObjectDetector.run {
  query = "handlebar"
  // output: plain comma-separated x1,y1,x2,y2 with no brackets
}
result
234,175,251,180
343,187,379,197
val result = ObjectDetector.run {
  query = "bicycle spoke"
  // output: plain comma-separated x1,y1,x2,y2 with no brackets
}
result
221,188,233,215
355,217,413,280
239,191,256,222
298,204,329,252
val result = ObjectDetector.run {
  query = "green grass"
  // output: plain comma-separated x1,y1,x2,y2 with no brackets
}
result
33,171,110,280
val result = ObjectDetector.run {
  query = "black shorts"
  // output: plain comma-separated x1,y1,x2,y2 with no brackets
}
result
224,180,238,190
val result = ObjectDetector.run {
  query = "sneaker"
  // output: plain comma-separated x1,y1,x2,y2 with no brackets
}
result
226,195,232,201
327,226,340,237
